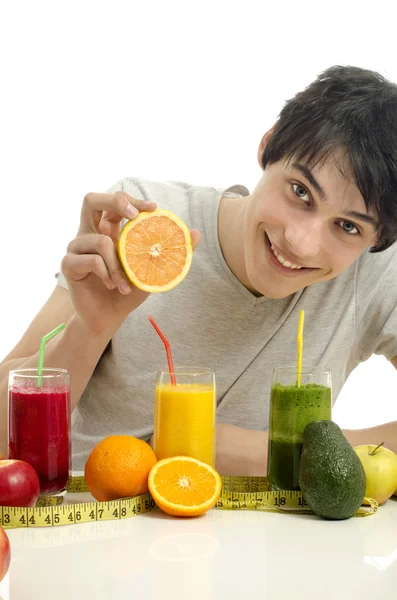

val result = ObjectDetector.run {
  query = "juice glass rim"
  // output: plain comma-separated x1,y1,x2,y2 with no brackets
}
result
9,368,69,380
273,365,331,376
157,366,214,377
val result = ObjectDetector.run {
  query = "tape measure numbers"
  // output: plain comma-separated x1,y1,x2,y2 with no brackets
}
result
217,476,378,516
1,492,154,529
216,489,312,513
0,475,377,529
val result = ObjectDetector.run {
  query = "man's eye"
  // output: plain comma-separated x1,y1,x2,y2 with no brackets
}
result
292,183,310,203
339,220,360,235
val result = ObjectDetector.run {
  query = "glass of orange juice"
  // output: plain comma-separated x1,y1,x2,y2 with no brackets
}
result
153,367,216,466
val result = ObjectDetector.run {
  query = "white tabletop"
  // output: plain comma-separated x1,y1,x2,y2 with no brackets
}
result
2,497,397,599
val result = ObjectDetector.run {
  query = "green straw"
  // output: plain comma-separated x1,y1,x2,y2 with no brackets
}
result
36,323,66,387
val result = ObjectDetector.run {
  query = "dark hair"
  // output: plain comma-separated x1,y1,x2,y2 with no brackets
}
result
261,65,397,252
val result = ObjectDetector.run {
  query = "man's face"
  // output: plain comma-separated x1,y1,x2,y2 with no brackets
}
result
243,157,379,299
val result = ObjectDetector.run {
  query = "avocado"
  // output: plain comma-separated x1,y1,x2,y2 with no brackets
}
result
299,420,366,520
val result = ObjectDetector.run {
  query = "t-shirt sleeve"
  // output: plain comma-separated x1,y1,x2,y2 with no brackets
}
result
354,244,397,362
55,179,124,290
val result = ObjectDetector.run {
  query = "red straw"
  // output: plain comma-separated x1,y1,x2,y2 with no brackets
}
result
148,316,176,385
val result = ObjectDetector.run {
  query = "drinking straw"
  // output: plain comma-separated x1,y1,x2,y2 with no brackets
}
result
36,323,66,388
296,310,305,387
148,316,176,385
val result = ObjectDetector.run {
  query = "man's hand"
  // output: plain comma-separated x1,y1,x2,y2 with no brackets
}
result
62,191,200,336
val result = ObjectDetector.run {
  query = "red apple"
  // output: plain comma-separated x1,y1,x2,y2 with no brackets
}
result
0,527,10,582
0,460,40,507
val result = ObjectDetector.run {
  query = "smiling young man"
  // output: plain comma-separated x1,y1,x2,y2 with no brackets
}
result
1,65,397,475
219,152,378,299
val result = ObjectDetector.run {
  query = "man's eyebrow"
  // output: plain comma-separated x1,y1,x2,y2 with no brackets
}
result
291,162,378,229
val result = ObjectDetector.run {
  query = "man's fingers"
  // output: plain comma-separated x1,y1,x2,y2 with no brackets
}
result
111,191,157,220
81,193,135,230
79,192,157,234
65,234,132,294
61,253,116,291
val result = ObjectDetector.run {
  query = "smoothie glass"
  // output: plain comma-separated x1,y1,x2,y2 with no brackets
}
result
267,367,332,491
154,367,216,466
8,368,71,496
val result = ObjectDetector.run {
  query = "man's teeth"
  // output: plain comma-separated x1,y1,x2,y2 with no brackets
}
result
270,244,302,270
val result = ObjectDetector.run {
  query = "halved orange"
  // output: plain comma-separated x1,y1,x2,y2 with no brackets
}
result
117,209,193,293
148,456,222,517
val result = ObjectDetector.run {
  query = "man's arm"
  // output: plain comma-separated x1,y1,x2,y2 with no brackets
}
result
342,421,397,454
342,354,397,453
0,287,115,457
215,423,268,476
335,354,397,453
215,421,397,476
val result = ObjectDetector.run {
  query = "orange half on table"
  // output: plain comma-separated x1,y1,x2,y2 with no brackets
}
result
148,456,222,517
117,209,193,293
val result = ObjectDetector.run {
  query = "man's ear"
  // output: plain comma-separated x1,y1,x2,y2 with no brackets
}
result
257,125,276,169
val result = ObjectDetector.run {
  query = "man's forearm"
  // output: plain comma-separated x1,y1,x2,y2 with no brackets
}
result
215,420,397,477
215,422,268,476
342,421,397,454
0,313,112,455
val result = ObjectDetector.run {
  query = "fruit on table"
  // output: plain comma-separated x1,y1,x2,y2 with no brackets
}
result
0,527,10,582
84,435,157,501
117,209,193,293
148,455,222,517
0,460,40,507
299,421,366,520
354,442,397,505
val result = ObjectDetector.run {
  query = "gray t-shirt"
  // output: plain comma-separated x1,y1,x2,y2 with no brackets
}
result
57,178,397,470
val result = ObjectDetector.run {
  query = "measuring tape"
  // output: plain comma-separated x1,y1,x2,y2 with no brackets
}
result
216,490,378,516
217,489,311,513
217,475,377,516
0,475,377,529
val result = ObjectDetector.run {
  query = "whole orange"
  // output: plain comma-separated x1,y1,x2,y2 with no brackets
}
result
84,435,157,501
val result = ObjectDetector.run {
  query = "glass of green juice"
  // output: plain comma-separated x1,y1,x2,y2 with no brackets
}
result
267,366,332,491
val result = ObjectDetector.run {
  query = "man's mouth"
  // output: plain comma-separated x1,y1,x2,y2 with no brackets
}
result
270,243,303,270
264,233,318,277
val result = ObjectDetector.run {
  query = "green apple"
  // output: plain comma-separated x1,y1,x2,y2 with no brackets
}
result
355,442,397,505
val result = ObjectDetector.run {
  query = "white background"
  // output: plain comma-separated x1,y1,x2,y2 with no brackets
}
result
1,0,396,430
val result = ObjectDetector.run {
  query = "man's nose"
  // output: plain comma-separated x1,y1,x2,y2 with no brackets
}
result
284,218,322,261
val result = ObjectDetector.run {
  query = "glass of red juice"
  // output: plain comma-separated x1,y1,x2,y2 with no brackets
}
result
8,368,71,496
